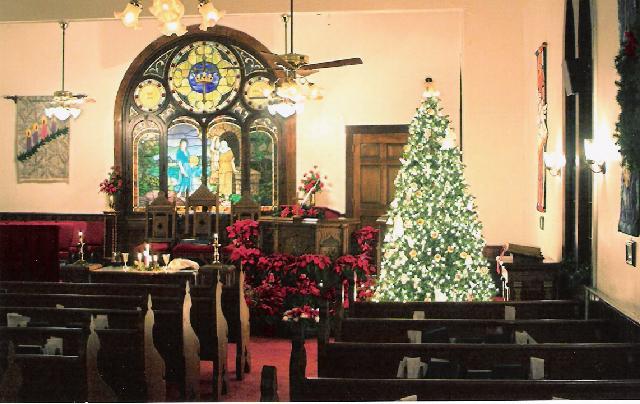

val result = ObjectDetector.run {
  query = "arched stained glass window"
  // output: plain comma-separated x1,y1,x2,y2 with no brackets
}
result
167,117,202,203
116,26,296,214
132,121,160,208
249,118,278,206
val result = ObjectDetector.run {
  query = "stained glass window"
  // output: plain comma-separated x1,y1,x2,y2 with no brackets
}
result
125,34,284,212
206,117,241,198
250,118,278,206
167,118,202,203
168,41,241,113
132,122,160,208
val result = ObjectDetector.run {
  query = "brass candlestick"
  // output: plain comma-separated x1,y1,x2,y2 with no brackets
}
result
212,233,221,264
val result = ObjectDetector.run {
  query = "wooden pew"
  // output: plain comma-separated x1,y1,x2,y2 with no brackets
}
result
339,318,616,343
350,300,581,319
296,378,640,401
0,269,229,400
319,341,640,380
291,321,640,401
0,326,89,402
0,306,147,401
0,291,193,399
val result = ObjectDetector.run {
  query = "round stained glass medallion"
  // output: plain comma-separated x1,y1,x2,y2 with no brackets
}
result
168,41,241,114
134,79,166,112
243,76,273,111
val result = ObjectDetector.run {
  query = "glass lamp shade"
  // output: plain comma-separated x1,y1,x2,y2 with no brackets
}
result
543,151,566,171
267,97,303,118
45,106,81,121
199,1,224,30
150,0,184,23
161,19,187,36
114,1,143,29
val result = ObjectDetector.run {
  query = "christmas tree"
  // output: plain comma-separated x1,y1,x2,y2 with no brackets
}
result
374,79,496,302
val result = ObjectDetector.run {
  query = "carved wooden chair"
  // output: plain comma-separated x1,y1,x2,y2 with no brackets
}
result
133,191,176,255
231,193,261,223
172,184,225,263
144,191,176,253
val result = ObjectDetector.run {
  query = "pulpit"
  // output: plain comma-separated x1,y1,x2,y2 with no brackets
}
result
258,217,360,259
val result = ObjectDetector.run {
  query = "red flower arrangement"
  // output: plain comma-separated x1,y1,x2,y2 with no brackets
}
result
299,165,326,195
353,226,379,257
275,205,325,219
99,166,123,195
225,218,379,332
282,305,320,323
226,219,259,248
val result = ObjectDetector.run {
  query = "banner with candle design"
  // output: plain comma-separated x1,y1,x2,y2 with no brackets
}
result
14,96,70,183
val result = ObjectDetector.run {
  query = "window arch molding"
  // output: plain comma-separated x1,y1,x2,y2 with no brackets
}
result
114,24,297,214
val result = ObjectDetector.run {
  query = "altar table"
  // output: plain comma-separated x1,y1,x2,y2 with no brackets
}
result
60,264,200,285
258,217,360,259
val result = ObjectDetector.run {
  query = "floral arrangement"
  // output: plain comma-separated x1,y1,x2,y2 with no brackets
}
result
226,219,260,248
299,165,326,195
99,166,123,195
273,205,325,219
225,220,380,333
282,305,320,323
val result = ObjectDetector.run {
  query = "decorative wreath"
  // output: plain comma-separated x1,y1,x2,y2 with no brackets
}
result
615,21,640,171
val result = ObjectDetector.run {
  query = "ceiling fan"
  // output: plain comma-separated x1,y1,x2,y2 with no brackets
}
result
262,2,364,79
45,22,94,121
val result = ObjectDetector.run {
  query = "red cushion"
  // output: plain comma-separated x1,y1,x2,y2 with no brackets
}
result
172,243,214,253
133,242,172,253
84,221,104,245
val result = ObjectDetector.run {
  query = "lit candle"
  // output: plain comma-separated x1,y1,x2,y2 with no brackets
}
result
152,255,158,263
137,252,142,263
78,231,83,243
214,233,219,243
144,242,150,254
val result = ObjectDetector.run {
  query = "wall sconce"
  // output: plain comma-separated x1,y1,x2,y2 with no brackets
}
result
543,151,566,176
584,139,606,174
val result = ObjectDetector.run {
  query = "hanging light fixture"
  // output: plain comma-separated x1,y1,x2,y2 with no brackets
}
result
45,22,92,121
115,0,224,36
114,1,143,29
198,0,224,30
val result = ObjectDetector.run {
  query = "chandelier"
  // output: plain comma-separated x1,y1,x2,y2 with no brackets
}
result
115,0,224,36
45,22,93,121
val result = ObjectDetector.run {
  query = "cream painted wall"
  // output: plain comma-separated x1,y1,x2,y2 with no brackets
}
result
592,0,640,312
0,1,565,254
520,0,566,261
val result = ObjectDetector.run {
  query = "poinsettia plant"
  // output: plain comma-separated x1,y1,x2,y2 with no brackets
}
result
273,205,325,219
99,166,123,195
282,305,320,323
226,219,259,248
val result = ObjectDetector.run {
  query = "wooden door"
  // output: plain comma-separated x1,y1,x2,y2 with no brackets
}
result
346,125,408,226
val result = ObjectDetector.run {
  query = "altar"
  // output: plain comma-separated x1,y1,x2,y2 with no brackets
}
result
258,217,360,259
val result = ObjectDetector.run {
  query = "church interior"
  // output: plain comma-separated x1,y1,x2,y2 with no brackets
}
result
1,0,640,401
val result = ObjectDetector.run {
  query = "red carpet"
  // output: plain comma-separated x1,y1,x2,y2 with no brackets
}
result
199,337,318,402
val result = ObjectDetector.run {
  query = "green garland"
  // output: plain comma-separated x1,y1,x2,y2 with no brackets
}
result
615,22,640,171
17,127,69,162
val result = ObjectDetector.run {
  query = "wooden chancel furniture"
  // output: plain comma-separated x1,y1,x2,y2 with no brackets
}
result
143,191,177,254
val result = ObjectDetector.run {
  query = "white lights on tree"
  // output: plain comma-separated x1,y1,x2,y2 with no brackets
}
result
374,77,495,303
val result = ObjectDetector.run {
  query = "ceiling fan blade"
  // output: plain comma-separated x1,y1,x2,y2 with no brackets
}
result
302,57,363,70
259,51,295,71
296,69,319,77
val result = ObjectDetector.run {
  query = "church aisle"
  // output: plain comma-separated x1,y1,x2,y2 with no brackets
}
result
199,337,318,402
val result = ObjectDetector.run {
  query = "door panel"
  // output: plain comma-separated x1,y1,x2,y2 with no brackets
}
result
346,126,409,226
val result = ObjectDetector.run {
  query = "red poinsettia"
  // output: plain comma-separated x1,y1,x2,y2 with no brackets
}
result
226,219,259,248
99,166,123,195
353,226,379,257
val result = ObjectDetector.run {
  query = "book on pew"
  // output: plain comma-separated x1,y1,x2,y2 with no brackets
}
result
407,330,421,344
465,369,493,379
530,357,545,380
412,311,425,320
396,357,427,379
425,358,464,379
399,395,418,401
505,305,516,320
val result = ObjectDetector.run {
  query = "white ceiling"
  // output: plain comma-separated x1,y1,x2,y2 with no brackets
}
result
0,0,464,23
